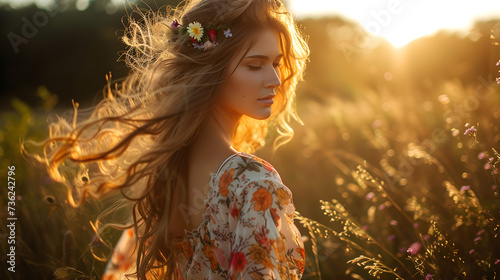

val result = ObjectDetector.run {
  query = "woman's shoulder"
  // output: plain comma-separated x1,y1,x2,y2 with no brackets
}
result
215,152,280,180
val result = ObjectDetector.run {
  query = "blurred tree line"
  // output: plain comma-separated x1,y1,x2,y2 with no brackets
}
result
1,1,499,111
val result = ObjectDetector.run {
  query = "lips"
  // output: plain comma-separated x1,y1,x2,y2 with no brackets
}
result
257,95,275,105
258,94,276,100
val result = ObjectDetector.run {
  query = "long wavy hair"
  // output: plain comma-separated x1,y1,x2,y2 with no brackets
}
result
23,0,309,279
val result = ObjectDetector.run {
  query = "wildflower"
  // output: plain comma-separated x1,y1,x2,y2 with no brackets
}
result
362,225,369,231
208,29,216,41
478,152,486,159
496,77,500,85
390,220,398,226
426,274,434,280
203,41,215,50
171,20,180,28
187,22,204,41
387,235,396,241
495,259,500,264
451,128,459,137
365,192,375,200
224,28,232,38
485,162,492,170
463,126,476,136
497,60,500,66
413,223,419,228
477,229,484,235
407,242,421,255
469,249,475,254
493,185,497,190
474,237,481,242
460,185,470,191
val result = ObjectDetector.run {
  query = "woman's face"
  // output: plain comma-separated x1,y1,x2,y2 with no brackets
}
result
216,28,283,121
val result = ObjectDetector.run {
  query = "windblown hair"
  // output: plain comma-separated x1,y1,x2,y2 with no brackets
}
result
23,0,309,279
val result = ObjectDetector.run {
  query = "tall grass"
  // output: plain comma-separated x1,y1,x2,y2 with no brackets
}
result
286,68,500,278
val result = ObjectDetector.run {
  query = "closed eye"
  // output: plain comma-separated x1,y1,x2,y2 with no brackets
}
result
248,65,263,70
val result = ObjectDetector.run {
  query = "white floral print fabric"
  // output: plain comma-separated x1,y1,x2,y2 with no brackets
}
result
102,152,305,280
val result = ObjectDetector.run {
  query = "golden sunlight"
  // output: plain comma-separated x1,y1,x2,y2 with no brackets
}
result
288,0,500,47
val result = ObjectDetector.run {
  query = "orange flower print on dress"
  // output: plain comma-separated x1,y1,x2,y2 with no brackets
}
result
228,250,248,280
294,257,305,274
229,201,240,219
277,263,288,279
202,243,219,270
249,243,274,270
294,247,306,273
251,187,272,211
176,240,194,260
277,188,290,206
275,236,285,254
219,168,235,196
270,207,280,227
255,225,274,254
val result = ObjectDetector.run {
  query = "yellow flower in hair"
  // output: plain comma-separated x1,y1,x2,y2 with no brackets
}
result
187,21,204,41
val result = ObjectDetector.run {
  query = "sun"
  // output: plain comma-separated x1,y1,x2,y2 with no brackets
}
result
287,0,500,48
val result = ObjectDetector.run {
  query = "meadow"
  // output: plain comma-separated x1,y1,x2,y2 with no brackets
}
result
1,6,500,280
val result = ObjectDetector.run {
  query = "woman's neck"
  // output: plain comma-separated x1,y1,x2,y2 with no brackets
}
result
188,110,240,172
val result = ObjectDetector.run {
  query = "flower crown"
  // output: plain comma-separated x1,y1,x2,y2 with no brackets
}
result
171,20,232,51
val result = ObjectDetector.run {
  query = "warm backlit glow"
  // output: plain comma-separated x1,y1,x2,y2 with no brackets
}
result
289,0,500,47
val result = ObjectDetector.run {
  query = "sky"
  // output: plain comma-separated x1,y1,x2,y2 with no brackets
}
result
288,0,500,47
2,0,500,47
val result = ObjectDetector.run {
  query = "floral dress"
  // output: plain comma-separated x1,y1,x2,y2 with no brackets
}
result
101,152,305,280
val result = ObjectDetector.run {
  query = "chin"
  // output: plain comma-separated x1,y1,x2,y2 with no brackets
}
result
250,111,272,120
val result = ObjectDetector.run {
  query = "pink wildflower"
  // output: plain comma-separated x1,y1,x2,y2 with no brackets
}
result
478,152,486,159
461,185,470,191
464,126,476,136
365,192,375,201
171,20,180,28
426,274,434,280
407,242,421,255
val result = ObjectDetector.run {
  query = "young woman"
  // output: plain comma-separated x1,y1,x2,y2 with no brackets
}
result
28,0,309,279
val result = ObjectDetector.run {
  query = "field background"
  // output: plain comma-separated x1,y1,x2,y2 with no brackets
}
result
1,0,500,279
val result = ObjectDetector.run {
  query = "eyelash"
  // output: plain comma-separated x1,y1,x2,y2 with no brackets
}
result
248,63,283,71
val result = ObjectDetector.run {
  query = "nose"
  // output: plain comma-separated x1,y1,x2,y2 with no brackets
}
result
265,66,281,89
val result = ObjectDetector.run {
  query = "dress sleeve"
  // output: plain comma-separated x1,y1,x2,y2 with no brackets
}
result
226,165,305,280
101,228,137,280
